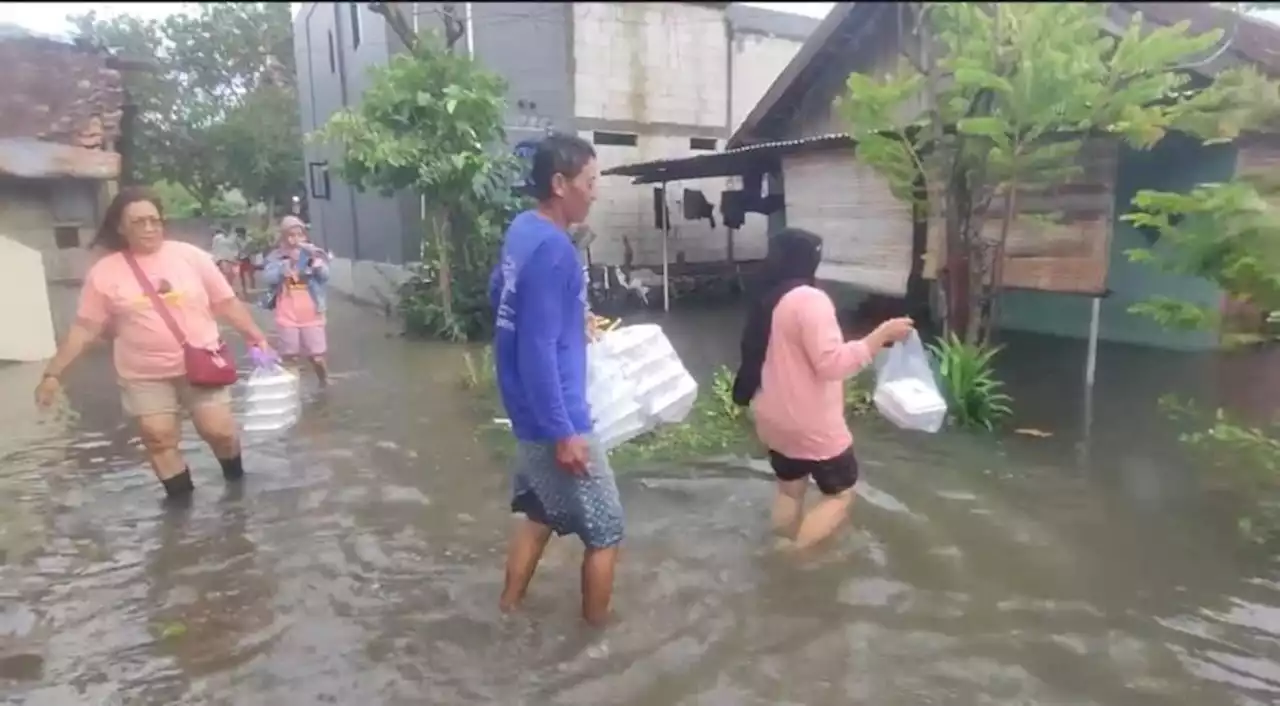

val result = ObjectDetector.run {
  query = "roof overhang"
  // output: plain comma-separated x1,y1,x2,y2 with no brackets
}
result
602,134,855,184
0,138,120,180
729,2,1279,149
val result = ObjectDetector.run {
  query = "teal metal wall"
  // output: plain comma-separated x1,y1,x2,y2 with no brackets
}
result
999,134,1236,351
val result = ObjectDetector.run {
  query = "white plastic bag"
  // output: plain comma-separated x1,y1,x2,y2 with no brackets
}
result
873,330,948,433
586,324,698,451
240,364,300,434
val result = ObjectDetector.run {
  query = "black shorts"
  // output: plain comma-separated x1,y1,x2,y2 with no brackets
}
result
767,446,859,496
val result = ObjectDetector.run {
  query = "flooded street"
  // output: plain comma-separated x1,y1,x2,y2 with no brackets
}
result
2,291,1280,705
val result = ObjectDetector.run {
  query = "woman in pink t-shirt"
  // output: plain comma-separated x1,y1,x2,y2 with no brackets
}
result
34,187,272,502
732,228,914,551
261,216,329,385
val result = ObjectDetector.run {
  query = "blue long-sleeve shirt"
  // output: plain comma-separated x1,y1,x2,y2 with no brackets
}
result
489,210,592,442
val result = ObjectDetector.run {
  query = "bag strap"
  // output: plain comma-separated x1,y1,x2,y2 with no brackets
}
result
122,252,188,346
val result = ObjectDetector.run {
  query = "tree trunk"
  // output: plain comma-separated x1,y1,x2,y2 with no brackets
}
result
917,2,970,340
264,196,277,231
434,210,454,319
982,185,1019,344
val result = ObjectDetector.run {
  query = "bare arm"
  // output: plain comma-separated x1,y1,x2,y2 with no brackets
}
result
212,297,269,348
42,319,105,379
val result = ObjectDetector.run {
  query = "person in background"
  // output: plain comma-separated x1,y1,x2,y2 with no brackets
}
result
489,133,621,627
34,187,272,502
261,216,330,385
211,226,239,287
732,228,915,551
234,226,257,295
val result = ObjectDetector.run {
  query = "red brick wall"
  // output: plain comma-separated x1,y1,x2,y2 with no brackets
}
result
0,37,122,149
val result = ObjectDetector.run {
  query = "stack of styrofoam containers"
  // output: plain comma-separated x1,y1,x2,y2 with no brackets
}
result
239,366,301,434
586,347,646,450
587,324,699,451
873,377,948,433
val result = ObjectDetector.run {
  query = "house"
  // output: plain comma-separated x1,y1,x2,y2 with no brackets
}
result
292,2,818,308
604,2,1280,351
0,26,128,362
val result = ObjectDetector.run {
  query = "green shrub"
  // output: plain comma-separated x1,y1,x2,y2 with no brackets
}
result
928,333,1013,430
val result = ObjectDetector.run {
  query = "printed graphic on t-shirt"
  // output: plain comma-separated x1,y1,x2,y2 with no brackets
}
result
126,278,184,311
496,254,518,332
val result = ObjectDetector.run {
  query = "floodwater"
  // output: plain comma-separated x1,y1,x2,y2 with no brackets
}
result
2,291,1280,705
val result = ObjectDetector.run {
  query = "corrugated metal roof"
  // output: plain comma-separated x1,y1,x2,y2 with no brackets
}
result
601,133,854,184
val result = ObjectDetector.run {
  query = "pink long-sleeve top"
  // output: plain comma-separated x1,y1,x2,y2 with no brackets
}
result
752,285,874,461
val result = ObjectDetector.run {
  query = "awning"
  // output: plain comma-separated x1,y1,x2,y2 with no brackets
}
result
601,133,855,185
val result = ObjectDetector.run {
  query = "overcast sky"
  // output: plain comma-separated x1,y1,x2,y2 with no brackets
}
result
8,2,1277,48
5,2,837,37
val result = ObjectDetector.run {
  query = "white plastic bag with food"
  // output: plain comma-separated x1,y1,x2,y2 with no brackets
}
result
586,322,698,451
873,330,948,433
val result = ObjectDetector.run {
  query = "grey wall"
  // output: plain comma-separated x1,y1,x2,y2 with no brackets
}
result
295,2,418,265
295,2,577,266
469,3,574,145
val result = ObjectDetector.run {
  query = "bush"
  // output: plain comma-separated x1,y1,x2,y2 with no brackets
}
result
1159,395,1280,542
928,333,1013,430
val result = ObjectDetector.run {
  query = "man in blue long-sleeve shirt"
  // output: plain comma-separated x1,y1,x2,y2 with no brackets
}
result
489,133,621,626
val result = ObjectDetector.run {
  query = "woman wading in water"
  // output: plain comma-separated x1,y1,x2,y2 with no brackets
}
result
35,187,272,502
733,228,914,550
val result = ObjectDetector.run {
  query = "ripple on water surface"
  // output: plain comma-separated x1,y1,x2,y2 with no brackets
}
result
2,299,1280,704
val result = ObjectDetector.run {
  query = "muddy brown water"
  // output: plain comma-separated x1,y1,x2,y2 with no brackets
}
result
1,290,1279,705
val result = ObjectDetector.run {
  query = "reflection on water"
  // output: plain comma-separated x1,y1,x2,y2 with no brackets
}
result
0,292,1279,704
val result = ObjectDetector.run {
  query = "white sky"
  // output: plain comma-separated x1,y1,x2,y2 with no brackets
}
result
5,2,837,38
8,2,1277,49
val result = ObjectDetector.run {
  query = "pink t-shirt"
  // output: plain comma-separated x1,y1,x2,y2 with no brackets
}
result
273,251,324,328
752,285,874,461
76,241,236,381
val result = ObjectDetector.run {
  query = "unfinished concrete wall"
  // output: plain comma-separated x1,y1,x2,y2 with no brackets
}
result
573,3,727,129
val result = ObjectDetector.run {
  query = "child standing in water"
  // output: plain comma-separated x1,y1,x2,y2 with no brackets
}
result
732,228,914,551
262,216,330,385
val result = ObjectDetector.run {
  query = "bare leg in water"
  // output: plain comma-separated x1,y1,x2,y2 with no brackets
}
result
500,516,620,626
500,516,552,614
772,479,855,551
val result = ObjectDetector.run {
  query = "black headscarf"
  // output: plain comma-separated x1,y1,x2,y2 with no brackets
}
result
731,228,824,406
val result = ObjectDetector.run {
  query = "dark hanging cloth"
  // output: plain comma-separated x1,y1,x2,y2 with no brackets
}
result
731,228,825,407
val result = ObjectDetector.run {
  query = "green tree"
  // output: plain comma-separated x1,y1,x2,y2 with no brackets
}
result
837,3,1275,345
314,3,523,341
66,11,169,186
68,3,301,215
1124,178,1280,343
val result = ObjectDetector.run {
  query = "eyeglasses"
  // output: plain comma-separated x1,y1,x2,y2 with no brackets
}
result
128,216,164,230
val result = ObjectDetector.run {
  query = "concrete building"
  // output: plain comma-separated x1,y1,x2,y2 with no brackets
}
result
292,2,818,308
0,27,126,362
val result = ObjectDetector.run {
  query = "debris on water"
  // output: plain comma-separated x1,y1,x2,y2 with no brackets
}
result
155,621,187,640
1014,428,1053,438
